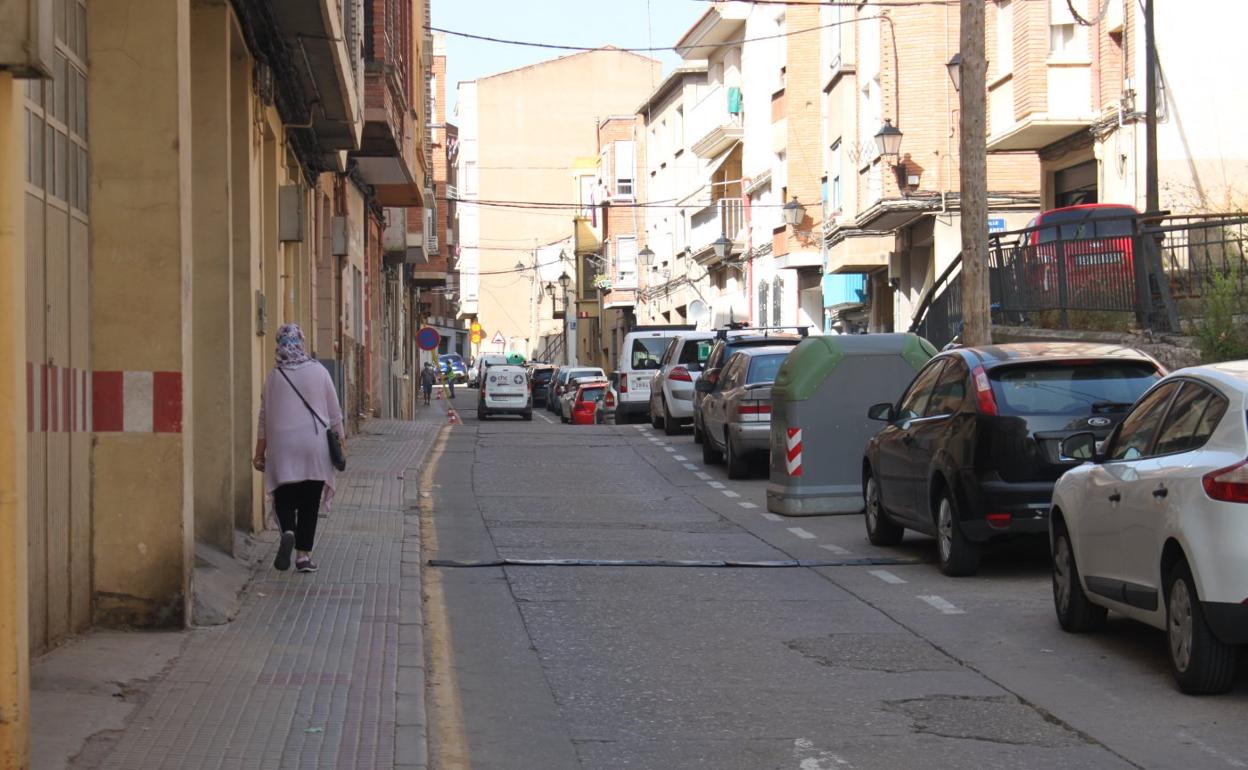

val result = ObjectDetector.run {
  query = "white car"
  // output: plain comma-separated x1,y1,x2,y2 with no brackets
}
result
648,332,716,436
613,328,694,424
1050,362,1248,694
477,364,532,421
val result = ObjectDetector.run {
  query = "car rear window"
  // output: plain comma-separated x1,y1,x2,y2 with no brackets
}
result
678,339,713,370
631,337,672,369
578,387,605,402
988,361,1160,416
532,369,553,383
746,354,788,384
1036,207,1135,242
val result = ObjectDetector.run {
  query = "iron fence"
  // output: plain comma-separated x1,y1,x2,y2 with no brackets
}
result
910,257,963,350
1150,215,1248,318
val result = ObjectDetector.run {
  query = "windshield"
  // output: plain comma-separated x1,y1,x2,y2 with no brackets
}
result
1036,207,1135,243
989,362,1160,416
747,354,788,384
630,337,673,370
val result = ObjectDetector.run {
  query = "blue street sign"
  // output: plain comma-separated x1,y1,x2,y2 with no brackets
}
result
988,217,1006,233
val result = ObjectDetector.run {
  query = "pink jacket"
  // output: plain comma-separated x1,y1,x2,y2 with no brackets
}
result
258,361,344,500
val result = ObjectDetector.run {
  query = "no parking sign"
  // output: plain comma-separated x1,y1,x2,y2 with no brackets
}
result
416,326,441,351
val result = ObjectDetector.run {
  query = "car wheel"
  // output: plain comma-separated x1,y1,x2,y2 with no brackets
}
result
725,432,749,479
702,431,723,465
864,473,904,546
1166,559,1238,694
479,409,489,421
663,400,680,436
693,413,704,444
523,410,533,421
1051,524,1107,632
935,490,980,577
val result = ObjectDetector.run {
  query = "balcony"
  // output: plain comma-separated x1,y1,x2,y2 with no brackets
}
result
690,199,744,264
987,64,1097,152
688,85,744,159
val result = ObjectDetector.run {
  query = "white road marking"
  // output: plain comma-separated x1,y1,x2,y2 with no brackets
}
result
536,412,555,424
682,463,698,470
739,501,759,509
673,454,687,461
694,472,713,480
707,481,726,489
664,447,676,453
761,512,783,521
869,569,906,585
787,527,817,540
819,544,850,555
918,595,965,615
722,490,740,498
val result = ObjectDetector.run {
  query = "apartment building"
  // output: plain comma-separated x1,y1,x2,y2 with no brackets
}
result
986,0,1248,213
820,0,1039,333
0,1,432,759
592,116,647,370
455,49,660,361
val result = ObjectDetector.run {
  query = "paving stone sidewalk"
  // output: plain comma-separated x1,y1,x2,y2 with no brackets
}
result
93,414,445,770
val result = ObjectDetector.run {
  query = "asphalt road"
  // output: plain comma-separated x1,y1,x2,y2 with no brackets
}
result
423,390,1248,770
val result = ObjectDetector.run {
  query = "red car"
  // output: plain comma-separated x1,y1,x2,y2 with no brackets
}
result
1022,203,1138,307
563,380,611,425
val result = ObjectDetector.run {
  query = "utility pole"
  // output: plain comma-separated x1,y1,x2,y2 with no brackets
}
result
1144,0,1159,213
958,0,991,346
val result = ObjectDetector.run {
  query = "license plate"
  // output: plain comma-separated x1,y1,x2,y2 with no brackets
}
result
632,375,650,391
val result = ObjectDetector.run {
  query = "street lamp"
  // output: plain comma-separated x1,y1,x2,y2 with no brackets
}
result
712,235,733,261
874,119,904,158
782,196,806,229
638,245,655,272
544,282,555,299
946,52,962,92
558,271,571,291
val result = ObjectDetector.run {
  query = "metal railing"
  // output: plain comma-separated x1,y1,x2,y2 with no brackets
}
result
909,256,963,350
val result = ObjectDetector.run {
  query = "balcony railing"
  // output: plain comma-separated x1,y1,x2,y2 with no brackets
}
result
690,198,744,258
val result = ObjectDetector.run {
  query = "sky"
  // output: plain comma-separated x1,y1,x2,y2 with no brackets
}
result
434,0,708,113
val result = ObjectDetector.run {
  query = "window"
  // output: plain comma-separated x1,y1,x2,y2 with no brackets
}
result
1049,0,1086,58
822,2,843,72
463,161,478,195
1108,382,1180,461
896,361,948,421
996,0,1014,75
747,353,787,384
630,337,670,369
616,236,638,288
721,353,748,389
926,360,968,417
1152,383,1228,456
674,107,684,151
758,281,768,325
677,339,712,371
614,140,635,198
829,139,842,211
772,277,783,326
988,362,1161,416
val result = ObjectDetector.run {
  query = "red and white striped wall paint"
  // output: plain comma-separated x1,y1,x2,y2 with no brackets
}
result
24,364,183,434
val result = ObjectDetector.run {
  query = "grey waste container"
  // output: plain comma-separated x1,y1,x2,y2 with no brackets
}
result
767,333,935,516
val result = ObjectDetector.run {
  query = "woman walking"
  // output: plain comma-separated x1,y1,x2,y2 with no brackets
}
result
253,323,345,573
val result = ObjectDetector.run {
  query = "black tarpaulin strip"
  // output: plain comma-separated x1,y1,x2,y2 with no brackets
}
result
426,557,921,568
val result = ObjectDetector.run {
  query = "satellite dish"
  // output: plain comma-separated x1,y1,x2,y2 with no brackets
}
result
687,300,708,324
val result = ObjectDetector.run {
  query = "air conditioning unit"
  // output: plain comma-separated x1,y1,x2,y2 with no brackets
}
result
331,216,351,256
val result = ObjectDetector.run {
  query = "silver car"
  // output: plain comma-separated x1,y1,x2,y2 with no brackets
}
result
696,346,790,479
648,332,717,436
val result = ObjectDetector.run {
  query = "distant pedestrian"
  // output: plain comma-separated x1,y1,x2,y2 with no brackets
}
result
420,362,436,405
253,323,345,573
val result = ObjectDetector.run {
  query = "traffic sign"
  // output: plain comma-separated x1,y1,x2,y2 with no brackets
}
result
491,331,505,350
416,326,441,351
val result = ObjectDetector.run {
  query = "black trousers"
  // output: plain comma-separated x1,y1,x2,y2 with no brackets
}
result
273,480,324,552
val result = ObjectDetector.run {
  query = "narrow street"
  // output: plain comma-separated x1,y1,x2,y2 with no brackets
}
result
425,390,1248,770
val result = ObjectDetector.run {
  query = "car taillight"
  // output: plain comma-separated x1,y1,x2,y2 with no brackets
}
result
605,391,616,407
972,365,998,416
1202,460,1248,503
670,367,692,382
619,374,628,393
986,513,1011,529
737,403,771,416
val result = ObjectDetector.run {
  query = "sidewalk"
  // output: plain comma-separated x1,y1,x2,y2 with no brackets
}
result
33,409,448,770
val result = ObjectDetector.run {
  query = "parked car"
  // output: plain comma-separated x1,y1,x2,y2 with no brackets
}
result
439,353,468,383
528,365,555,407
649,332,717,435
694,329,805,444
613,326,696,423
696,346,790,479
477,364,532,421
1019,203,1138,310
561,379,610,425
469,354,508,387
544,366,562,411
862,343,1164,576
1050,362,1248,694
548,367,605,413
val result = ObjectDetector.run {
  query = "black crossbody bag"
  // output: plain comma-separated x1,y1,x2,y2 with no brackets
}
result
277,367,347,471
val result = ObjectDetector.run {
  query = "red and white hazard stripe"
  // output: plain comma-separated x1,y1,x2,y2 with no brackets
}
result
92,371,183,433
785,427,803,477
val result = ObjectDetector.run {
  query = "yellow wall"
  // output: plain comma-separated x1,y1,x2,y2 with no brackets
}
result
0,71,31,770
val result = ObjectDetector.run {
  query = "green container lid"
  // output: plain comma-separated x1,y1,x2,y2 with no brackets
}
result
773,333,936,401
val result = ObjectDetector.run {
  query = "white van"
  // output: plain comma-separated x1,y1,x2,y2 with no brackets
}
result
478,364,532,420
613,326,695,423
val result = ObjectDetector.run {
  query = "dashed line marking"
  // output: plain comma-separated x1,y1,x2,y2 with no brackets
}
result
721,490,740,498
694,472,713,481
536,412,555,424
786,527,816,540
918,595,965,615
673,454,687,461
707,481,726,489
664,447,676,453
761,513,783,521
682,463,698,470
869,569,906,585
819,544,850,555
739,502,759,509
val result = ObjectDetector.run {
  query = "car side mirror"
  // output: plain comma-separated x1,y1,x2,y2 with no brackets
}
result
867,402,895,422
1060,432,1100,463
695,379,715,394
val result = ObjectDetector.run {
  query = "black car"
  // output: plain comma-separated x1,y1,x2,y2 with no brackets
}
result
862,343,1163,576
529,365,555,407
693,328,806,444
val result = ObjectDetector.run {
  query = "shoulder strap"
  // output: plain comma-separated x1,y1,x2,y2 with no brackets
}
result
277,367,328,431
